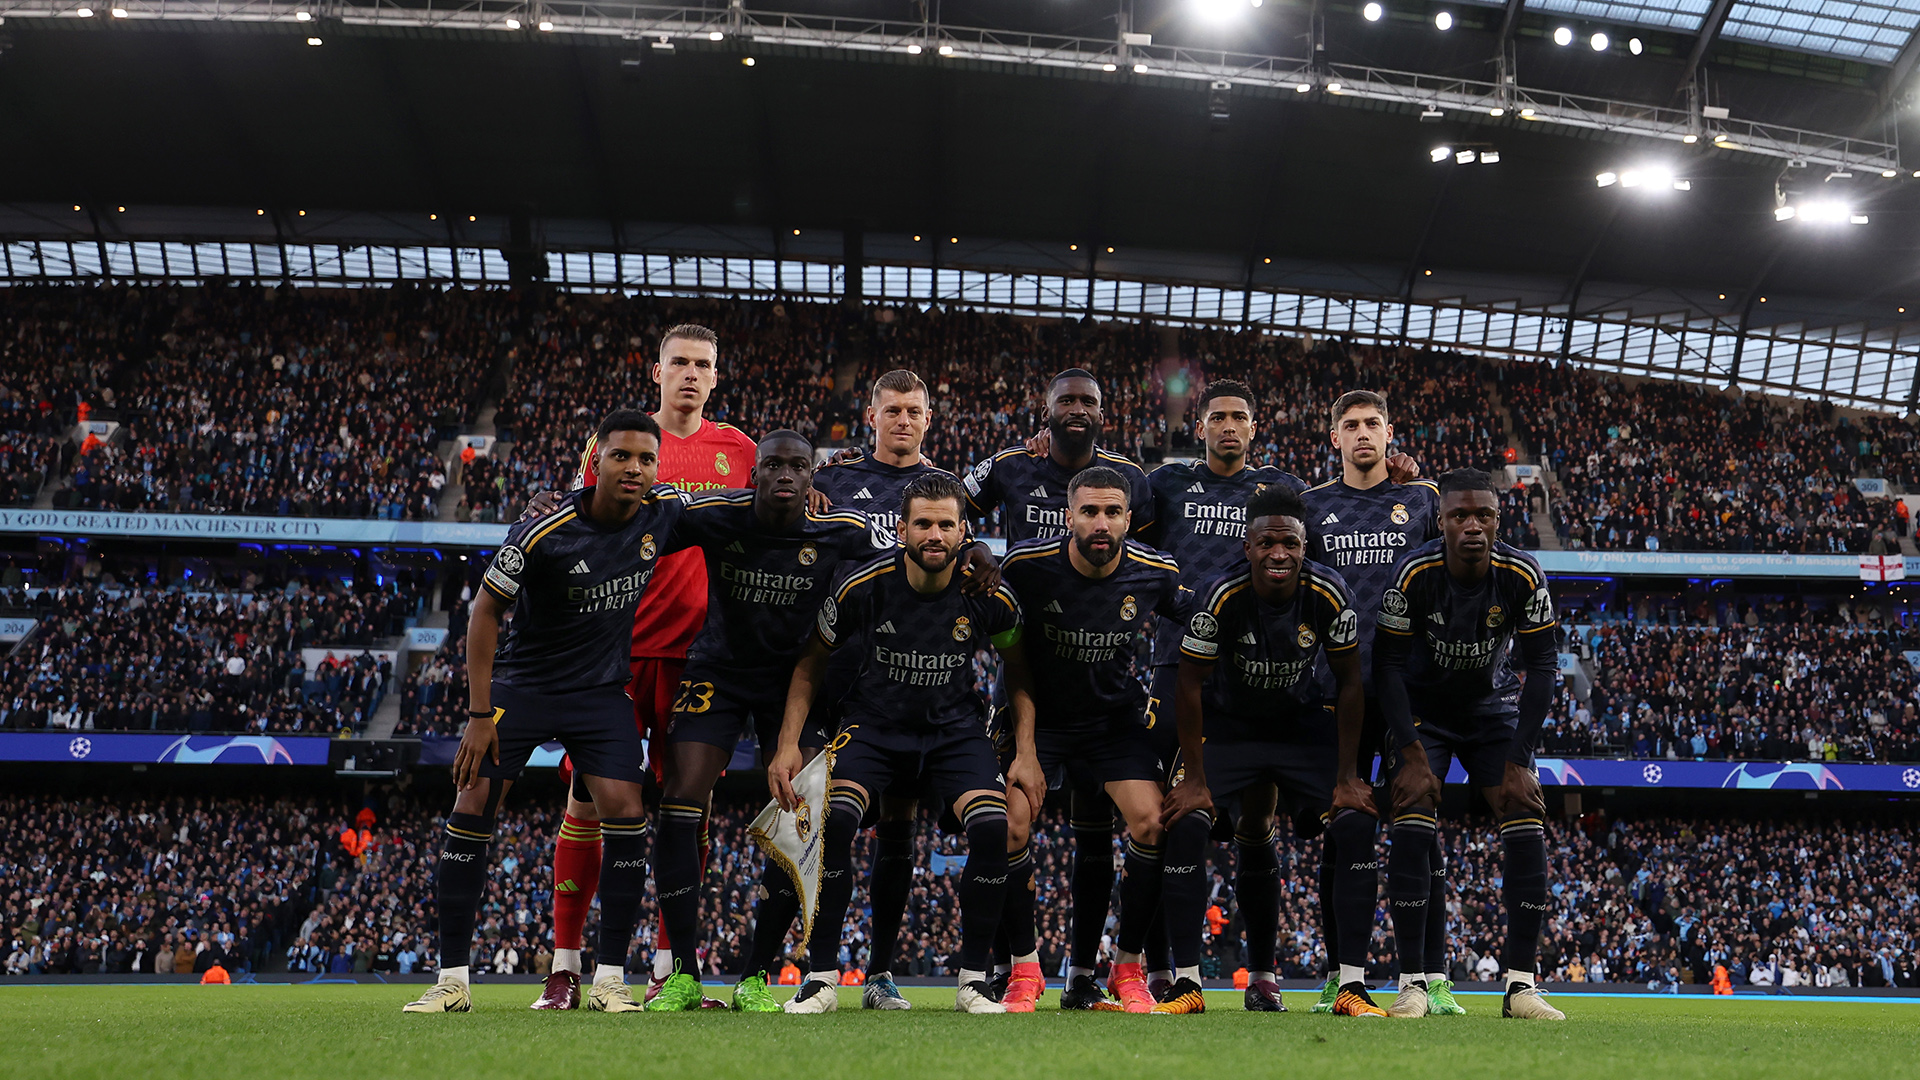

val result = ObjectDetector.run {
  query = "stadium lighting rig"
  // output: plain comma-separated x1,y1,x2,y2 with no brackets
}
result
1431,145,1500,165
1596,166,1691,192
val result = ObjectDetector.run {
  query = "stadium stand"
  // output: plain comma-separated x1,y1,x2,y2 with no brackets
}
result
2,790,1912,991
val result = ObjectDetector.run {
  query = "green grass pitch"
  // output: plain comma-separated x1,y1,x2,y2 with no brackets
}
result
4,984,1913,1080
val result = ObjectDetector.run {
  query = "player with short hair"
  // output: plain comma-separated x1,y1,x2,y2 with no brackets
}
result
964,368,1155,1007
1373,468,1564,1021
1301,389,1457,1015
810,368,952,1011
404,409,683,1015
644,429,898,1012
532,323,757,1011
770,472,1045,1014
1158,484,1385,1017
994,466,1183,1013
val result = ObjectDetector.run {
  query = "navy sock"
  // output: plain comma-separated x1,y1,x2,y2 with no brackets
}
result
1318,821,1339,976
864,819,915,976
1425,830,1450,976
808,790,866,974
1116,836,1162,956
1387,812,1437,982
652,800,705,975
595,817,650,975
957,797,1010,972
1000,844,1037,959
1500,816,1549,977
745,860,802,978
1235,826,1280,974
1161,811,1212,969
1069,804,1115,970
434,812,492,970
1328,809,1380,973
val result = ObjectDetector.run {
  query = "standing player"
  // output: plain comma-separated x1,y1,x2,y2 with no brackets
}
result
995,467,1183,1013
645,430,895,1012
811,368,952,1011
1301,390,1456,1015
404,411,682,1015
770,472,1045,1014
1159,485,1384,1018
1373,469,1564,1020
963,368,1153,1007
532,324,758,1011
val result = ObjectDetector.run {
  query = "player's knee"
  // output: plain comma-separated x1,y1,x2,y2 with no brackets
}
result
1006,813,1031,850
1127,817,1164,848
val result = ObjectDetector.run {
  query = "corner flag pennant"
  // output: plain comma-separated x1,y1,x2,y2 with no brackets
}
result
748,748,832,941
1859,555,1906,583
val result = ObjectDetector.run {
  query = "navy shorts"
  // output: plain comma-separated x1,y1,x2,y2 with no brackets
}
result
664,661,827,759
1384,714,1532,793
1146,664,1180,764
832,718,1004,815
1032,714,1165,791
478,682,647,784
1174,738,1335,821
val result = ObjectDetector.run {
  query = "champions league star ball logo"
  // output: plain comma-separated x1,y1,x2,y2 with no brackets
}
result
1120,595,1138,621
1296,624,1316,649
1391,503,1410,525
799,543,818,566
495,545,525,576
68,737,92,759
1903,768,1920,789
639,534,657,560
952,616,972,642
714,452,732,477
1643,763,1664,784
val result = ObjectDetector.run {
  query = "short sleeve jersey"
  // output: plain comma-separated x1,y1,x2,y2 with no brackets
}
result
575,418,759,660
674,492,896,680
812,450,956,535
1302,477,1438,684
1180,562,1359,743
1145,460,1309,666
963,446,1155,542
1374,540,1558,721
481,486,686,693
817,551,1023,730
999,538,1182,726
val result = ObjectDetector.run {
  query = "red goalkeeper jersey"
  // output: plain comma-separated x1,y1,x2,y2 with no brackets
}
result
576,418,757,659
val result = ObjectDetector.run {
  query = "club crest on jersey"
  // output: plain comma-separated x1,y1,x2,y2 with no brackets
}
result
1486,604,1506,628
1296,624,1316,649
1391,503,1410,525
714,451,732,477
494,545,525,575
639,534,656,560
798,542,818,566
1121,595,1138,621
952,616,973,642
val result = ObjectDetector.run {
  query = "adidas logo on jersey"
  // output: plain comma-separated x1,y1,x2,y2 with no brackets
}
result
727,541,747,553
1043,600,1065,613
1238,631,1258,644
1321,512,1340,525
569,559,592,575
1030,484,1049,498
852,487,873,500
875,621,898,634
1187,481,1205,493
1429,611,1447,625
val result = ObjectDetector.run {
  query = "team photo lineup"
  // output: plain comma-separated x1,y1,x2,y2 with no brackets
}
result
406,321,1565,1020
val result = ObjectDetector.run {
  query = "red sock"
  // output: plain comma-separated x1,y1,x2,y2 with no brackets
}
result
652,820,711,952
553,813,602,951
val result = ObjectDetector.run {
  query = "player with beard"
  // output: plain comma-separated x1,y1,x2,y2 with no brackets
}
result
994,467,1182,1013
963,368,1153,1008
1301,389,1454,1015
1374,469,1563,1021
770,472,1045,1014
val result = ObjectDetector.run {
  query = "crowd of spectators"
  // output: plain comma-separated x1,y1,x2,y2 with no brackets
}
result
1503,361,1907,554
3,788,1914,993
1543,599,1919,762
0,581,419,735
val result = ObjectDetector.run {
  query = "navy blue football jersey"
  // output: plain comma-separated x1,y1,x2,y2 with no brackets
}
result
675,492,896,678
816,551,1024,730
1180,563,1359,743
999,537,1182,726
481,486,686,693
1374,539,1558,732
812,450,957,535
963,446,1155,542
1144,459,1309,666
1302,478,1439,683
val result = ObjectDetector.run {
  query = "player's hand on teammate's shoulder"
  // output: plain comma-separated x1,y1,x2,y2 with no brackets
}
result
1024,429,1050,457
767,745,805,811
1331,775,1378,817
518,489,565,522
1386,453,1421,484
958,542,1003,596
807,489,832,515
825,447,861,466
452,714,500,791
1160,775,1213,826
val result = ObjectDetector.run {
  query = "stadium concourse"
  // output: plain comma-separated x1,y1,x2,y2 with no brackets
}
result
2,784,1916,994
